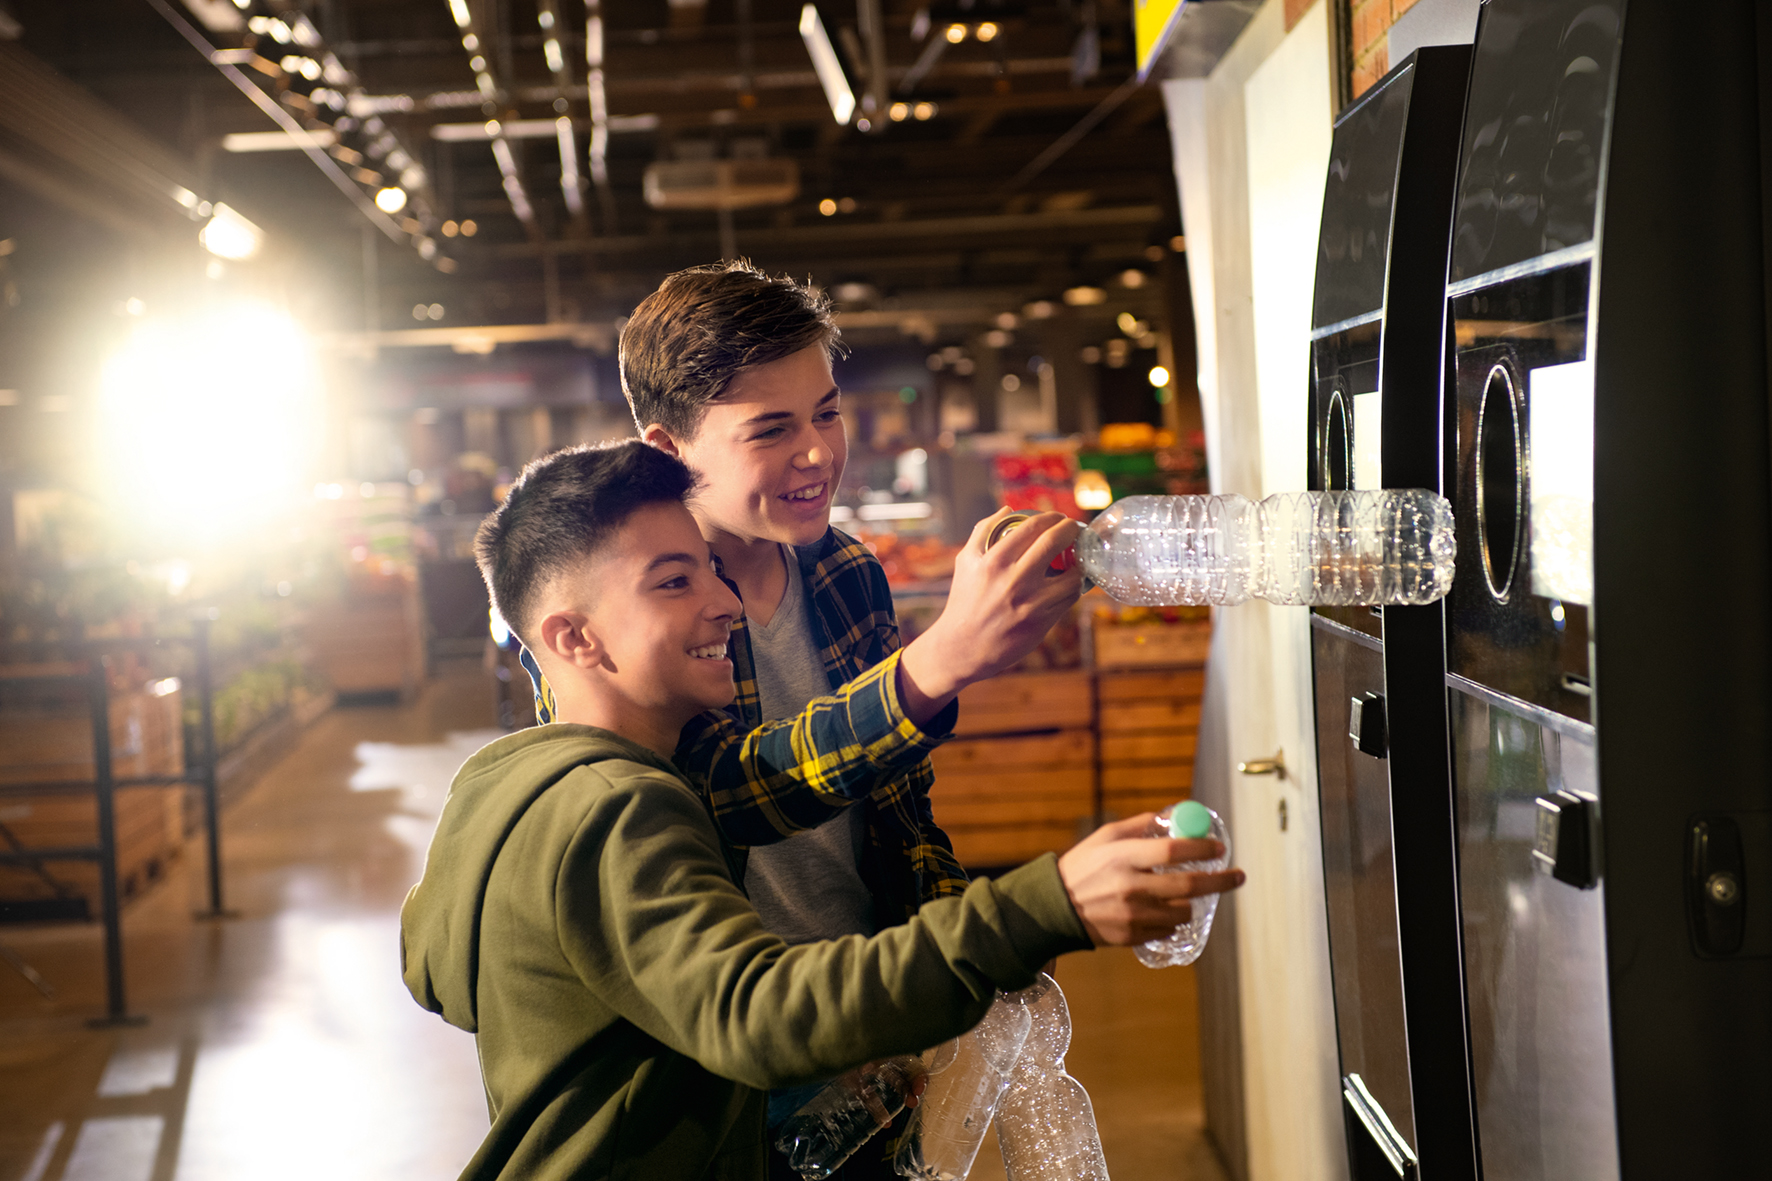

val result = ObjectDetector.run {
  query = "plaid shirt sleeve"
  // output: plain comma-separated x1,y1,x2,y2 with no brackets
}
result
673,648,960,847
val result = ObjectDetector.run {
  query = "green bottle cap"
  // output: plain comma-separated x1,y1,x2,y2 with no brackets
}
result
1169,800,1213,840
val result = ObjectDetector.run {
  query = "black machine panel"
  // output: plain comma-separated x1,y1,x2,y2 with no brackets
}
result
1307,45,1476,1181
1443,0,1772,1175
1449,0,1622,283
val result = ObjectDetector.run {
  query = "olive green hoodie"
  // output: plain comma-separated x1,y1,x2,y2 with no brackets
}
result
401,724,1092,1181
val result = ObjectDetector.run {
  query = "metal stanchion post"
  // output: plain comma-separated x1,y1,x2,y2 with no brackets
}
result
87,656,144,1027
192,616,231,918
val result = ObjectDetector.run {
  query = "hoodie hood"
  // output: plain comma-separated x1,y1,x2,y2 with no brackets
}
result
400,724,680,1033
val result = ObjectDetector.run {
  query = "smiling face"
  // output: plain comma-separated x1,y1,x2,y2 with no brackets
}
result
568,500,742,728
646,344,847,549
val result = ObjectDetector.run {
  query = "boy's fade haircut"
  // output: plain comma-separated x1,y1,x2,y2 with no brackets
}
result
473,440,697,645
619,258,844,440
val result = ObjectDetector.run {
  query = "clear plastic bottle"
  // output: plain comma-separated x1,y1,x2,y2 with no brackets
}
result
994,974,1111,1181
894,987,1036,1181
1136,800,1232,969
774,1056,925,1180
1075,490,1454,607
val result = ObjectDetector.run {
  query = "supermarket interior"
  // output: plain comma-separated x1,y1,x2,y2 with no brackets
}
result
4,0,1772,1180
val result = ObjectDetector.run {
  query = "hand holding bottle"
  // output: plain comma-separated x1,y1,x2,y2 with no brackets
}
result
1056,814,1243,947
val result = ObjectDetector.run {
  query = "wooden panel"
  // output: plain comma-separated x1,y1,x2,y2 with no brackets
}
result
931,729,1094,775
931,768,1094,806
1097,668,1207,703
935,793,1094,828
952,670,1092,737
0,785,185,910
309,593,424,695
1093,622,1210,669
1100,762,1195,792
1103,787,1193,818
1101,731,1199,762
0,687,185,786
1099,700,1202,733
946,824,1080,867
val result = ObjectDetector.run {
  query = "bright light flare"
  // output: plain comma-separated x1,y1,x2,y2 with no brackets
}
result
99,304,320,540
1149,365,1171,387
375,186,409,213
199,203,264,260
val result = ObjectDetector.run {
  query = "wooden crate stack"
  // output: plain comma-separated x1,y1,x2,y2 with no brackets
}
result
928,669,1094,867
1098,668,1205,818
0,675,187,913
307,585,426,697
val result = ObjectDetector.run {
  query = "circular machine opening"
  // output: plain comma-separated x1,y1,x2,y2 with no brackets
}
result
1324,389,1352,491
1475,364,1524,600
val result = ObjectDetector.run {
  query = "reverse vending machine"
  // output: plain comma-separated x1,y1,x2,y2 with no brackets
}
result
1307,46,1477,1181
1443,0,1772,1175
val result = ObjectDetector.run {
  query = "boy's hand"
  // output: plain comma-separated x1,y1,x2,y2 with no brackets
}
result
897,509,1084,724
1057,814,1246,947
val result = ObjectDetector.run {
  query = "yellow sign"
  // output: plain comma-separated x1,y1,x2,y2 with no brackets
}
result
1135,0,1188,78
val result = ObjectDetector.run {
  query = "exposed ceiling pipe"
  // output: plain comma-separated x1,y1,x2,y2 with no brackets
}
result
535,0,585,226
443,0,539,235
584,0,617,233
143,0,447,263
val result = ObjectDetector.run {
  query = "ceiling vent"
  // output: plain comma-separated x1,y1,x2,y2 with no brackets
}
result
642,158,800,211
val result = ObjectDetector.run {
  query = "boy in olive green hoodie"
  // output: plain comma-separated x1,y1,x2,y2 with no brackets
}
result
401,441,1241,1181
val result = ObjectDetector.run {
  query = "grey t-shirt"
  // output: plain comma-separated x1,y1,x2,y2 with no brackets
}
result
741,546,877,944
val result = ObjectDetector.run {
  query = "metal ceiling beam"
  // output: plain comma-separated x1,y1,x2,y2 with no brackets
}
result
488,203,1165,259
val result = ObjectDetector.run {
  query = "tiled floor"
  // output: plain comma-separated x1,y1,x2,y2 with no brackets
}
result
0,666,1230,1181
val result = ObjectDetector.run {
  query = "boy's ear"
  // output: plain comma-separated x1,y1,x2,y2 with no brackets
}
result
641,424,682,457
539,610,608,671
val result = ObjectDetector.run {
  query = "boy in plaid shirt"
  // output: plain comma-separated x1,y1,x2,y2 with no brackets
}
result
521,261,1083,1176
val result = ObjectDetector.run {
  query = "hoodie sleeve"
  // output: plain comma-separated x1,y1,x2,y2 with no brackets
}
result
673,647,960,847
557,765,1089,1091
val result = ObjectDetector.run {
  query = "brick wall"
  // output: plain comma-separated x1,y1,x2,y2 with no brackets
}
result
1349,0,1420,96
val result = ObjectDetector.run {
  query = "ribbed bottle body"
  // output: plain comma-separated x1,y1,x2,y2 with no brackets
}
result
1077,490,1454,607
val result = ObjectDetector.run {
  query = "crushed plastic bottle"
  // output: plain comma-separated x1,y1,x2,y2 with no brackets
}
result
994,974,1110,1181
894,988,1036,1180
1136,800,1232,969
775,1056,925,1180
1075,490,1455,607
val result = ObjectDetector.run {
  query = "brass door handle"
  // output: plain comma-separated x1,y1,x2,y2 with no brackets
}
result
1238,748,1287,780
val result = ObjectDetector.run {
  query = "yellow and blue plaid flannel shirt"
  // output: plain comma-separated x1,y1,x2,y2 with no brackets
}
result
518,527,970,922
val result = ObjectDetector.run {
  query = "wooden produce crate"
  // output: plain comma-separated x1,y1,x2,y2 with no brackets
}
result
1098,667,1205,819
307,588,425,697
930,727,1095,867
1093,620,1212,669
950,668,1091,737
0,679,188,914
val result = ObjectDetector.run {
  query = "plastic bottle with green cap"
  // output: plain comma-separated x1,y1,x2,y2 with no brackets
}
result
1136,799,1231,968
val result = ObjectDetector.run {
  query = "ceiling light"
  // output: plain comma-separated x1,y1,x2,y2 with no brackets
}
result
442,220,459,237
976,22,999,41
198,203,264,260
538,9,554,29
819,198,837,216
995,312,1019,329
1170,234,1187,252
1120,269,1148,289
375,186,408,213
1024,300,1056,319
799,5,857,125
1117,311,1140,335
837,197,857,213
945,23,967,43
913,102,937,120
448,0,471,29
462,33,479,50
544,38,564,72
1149,365,1171,388
889,102,909,122
469,54,486,71
412,303,430,320
1063,285,1106,306
460,219,478,237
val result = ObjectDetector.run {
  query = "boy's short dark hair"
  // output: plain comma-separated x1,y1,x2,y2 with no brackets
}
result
473,440,696,644
620,259,843,440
